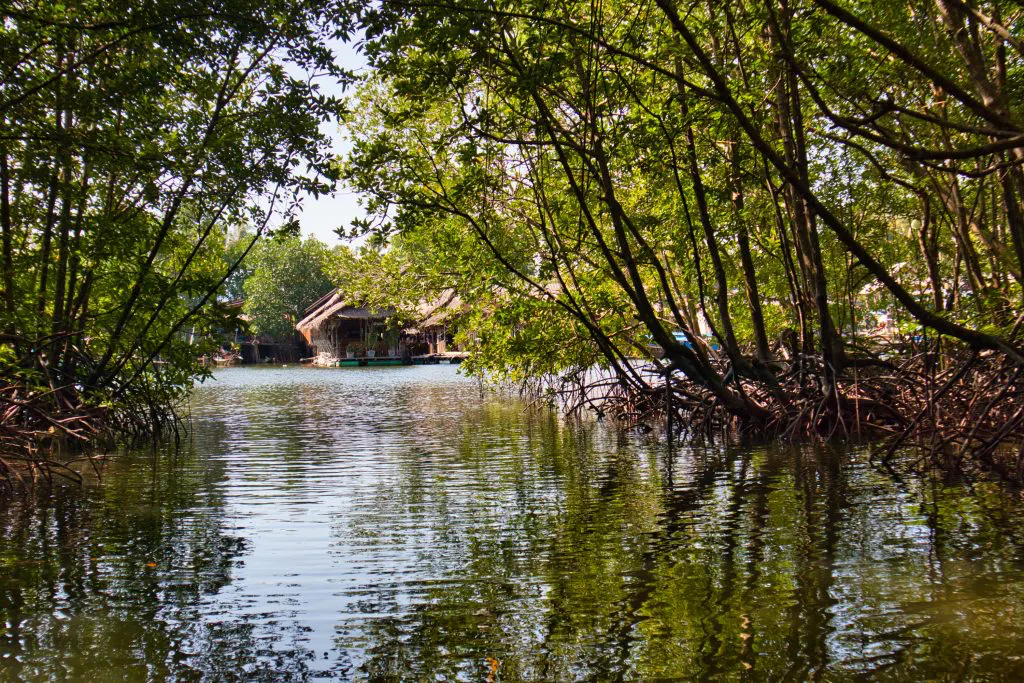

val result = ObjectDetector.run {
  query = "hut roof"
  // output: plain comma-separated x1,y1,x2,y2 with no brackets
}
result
296,288,393,342
401,289,466,333
296,290,343,336
297,286,469,344
417,289,463,328
303,289,337,315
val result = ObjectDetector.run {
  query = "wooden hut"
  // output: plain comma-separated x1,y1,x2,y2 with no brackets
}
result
296,288,468,366
403,290,464,357
296,290,401,365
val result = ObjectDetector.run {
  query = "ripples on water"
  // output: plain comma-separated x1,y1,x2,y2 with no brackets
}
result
2,365,1024,681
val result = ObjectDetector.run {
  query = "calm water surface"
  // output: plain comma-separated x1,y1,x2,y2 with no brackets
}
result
2,366,1024,681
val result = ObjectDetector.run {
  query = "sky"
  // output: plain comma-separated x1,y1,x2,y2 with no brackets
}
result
295,37,369,247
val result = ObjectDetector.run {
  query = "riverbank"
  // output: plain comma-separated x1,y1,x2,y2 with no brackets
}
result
543,339,1024,483
6,338,1024,493
0,373,188,493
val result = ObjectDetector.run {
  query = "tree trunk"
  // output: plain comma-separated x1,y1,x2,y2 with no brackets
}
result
0,146,14,329
730,151,771,361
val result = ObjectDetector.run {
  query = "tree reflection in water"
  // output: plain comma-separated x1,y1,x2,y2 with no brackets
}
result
1,366,1023,680
0,437,330,680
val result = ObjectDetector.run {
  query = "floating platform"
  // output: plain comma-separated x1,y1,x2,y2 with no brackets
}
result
327,356,471,366
334,356,405,367
328,353,469,368
409,353,467,365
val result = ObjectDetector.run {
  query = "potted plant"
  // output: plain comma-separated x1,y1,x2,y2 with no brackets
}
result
346,341,365,358
365,331,381,358
384,326,401,358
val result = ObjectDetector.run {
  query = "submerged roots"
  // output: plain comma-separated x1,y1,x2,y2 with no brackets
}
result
535,342,1024,482
0,381,185,493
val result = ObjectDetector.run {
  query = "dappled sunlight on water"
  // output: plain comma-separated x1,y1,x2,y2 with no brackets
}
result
2,365,1024,680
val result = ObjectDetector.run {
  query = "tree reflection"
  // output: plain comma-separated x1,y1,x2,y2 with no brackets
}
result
334,403,1024,680
3,370,1024,680
0,438,327,681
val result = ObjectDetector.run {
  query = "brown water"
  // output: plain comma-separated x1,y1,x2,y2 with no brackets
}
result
2,365,1024,681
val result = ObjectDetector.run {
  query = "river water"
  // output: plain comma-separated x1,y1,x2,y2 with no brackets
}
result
2,366,1024,681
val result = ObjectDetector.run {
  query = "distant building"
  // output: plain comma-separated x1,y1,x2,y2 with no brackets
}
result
296,289,464,366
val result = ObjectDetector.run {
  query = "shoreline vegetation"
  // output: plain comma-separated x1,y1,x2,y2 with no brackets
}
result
0,0,354,490
5,0,1024,487
532,339,1024,480
342,0,1024,481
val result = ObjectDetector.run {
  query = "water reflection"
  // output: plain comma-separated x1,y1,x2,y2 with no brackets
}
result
2,366,1024,680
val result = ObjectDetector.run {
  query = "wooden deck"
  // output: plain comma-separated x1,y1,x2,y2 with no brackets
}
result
329,352,468,367
334,356,405,367
409,352,468,365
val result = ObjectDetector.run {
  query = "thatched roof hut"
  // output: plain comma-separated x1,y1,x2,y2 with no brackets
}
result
296,288,467,365
296,289,396,364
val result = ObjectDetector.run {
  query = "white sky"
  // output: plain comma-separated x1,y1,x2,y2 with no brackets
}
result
297,38,369,246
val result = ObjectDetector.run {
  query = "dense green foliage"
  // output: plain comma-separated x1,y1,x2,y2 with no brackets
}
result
243,235,336,340
0,0,353,455
4,0,1024,476
344,0,1024,412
